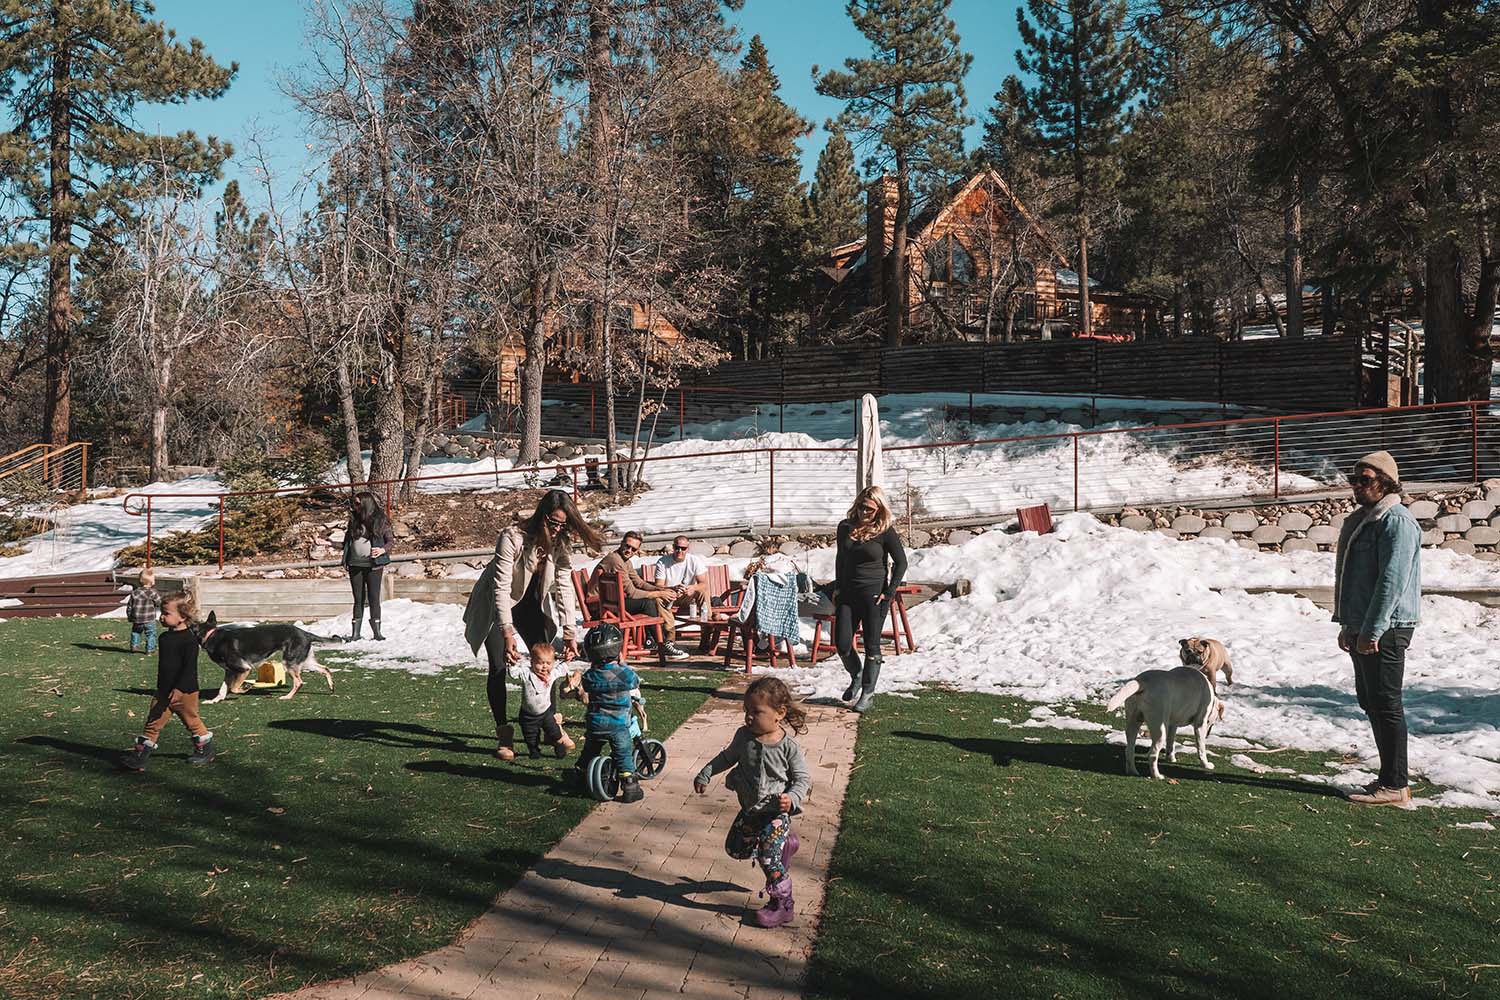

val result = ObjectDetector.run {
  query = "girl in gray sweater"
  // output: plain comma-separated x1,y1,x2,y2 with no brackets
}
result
693,676,812,928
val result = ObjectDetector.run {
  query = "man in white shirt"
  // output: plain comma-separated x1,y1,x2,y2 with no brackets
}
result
654,535,711,611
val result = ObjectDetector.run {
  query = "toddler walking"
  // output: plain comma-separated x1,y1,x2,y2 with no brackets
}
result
694,676,811,927
126,568,162,653
515,643,576,758
120,593,216,770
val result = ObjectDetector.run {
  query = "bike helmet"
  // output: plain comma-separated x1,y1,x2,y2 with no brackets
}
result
584,623,624,665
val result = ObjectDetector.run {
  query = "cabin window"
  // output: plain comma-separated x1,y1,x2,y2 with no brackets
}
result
924,235,976,285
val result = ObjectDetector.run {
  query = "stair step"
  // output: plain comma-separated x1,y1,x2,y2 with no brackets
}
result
2,593,123,608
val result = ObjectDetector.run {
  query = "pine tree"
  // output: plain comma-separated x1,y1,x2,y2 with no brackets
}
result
817,0,971,347
1015,0,1135,336
808,127,864,251
0,1,236,445
978,75,1043,178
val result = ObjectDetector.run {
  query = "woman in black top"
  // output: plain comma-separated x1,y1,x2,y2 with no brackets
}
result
344,491,395,640
835,485,907,713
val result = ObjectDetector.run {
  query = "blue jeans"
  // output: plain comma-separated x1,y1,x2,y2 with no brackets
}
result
131,622,158,653
578,727,635,776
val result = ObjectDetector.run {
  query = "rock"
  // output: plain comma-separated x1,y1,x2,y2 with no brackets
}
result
328,529,346,544
396,560,426,577
1152,515,1171,529
1436,514,1472,533
431,434,449,448
1197,526,1234,541
689,541,716,558
728,540,758,558
1022,408,1046,423
1251,524,1288,545
456,434,474,447
1475,551,1500,562
264,569,286,579
555,444,577,459
948,529,975,545
1306,525,1340,546
1154,527,1180,540
1060,407,1089,426
1119,515,1153,531
1440,539,1477,555
1407,499,1440,519
907,528,932,547
779,540,804,556
1237,538,1260,551
1420,527,1445,546
1223,512,1260,533
503,447,520,460
540,451,559,464
585,444,606,456
1171,514,1207,535
1277,512,1314,532
1282,538,1318,553
1464,525,1500,546
1330,513,1348,530
1461,500,1496,521
1487,488,1500,506
1484,478,1500,491
443,442,461,456
713,545,729,555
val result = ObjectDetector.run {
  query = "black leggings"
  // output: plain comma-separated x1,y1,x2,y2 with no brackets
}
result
483,575,555,729
835,591,888,663
349,567,383,623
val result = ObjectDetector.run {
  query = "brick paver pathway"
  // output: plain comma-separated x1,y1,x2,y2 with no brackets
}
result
277,682,859,1000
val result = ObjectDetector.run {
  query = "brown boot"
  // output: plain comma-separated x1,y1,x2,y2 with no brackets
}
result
1347,785,1412,807
494,724,516,761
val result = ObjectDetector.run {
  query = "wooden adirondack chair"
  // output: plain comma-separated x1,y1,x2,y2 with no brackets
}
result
721,572,798,674
673,563,741,654
595,571,667,667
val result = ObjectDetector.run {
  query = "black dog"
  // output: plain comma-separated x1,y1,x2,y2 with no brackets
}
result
197,611,339,703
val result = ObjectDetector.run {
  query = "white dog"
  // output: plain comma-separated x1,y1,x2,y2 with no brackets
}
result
1105,666,1224,779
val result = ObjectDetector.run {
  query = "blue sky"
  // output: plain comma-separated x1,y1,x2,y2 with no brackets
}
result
145,0,1022,208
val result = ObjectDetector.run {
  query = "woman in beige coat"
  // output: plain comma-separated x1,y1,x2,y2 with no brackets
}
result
464,489,603,759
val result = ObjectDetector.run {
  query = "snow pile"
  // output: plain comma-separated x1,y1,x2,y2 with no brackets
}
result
0,474,222,578
302,515,1500,811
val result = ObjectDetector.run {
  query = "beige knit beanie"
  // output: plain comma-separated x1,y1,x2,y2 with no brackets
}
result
1353,450,1400,484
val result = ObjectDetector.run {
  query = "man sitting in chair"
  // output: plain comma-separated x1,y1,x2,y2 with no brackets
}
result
592,531,690,660
654,535,712,615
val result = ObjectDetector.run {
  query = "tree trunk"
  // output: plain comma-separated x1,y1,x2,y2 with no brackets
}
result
519,265,554,466
1076,230,1092,337
367,318,407,485
402,362,436,503
335,353,365,483
149,364,171,484
585,1,611,360
43,29,74,446
1283,178,1304,338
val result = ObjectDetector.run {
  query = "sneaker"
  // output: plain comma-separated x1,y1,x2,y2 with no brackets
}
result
187,735,215,766
618,774,644,803
661,642,691,661
1347,785,1412,807
120,738,155,772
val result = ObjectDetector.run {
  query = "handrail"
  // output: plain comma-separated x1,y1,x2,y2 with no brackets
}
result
0,442,90,497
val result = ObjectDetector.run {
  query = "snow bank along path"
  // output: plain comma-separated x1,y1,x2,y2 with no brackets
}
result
308,515,1500,813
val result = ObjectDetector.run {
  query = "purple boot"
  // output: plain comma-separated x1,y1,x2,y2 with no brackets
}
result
753,875,795,928
781,832,800,869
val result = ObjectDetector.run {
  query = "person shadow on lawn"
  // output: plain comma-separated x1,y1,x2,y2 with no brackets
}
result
892,730,1344,798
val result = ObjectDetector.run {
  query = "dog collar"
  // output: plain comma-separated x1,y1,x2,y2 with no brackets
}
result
199,627,217,644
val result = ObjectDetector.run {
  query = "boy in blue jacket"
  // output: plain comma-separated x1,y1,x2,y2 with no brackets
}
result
575,624,645,803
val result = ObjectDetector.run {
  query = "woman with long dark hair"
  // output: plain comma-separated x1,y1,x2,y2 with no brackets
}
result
463,489,604,760
343,491,394,641
834,485,906,713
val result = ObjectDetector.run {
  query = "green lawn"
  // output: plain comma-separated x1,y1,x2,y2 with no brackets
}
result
807,689,1500,1000
0,618,714,1000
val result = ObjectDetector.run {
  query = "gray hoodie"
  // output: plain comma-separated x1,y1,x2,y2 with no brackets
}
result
695,725,812,816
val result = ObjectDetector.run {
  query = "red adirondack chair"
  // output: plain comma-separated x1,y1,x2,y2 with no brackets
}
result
1017,503,1055,534
673,563,741,654
595,571,667,667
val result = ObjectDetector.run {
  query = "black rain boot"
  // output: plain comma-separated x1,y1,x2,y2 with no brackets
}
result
840,651,863,702
371,619,385,641
187,733,216,766
350,617,362,641
851,657,882,714
120,737,156,772
618,773,644,803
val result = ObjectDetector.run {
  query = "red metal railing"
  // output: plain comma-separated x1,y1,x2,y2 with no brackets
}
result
121,400,1496,569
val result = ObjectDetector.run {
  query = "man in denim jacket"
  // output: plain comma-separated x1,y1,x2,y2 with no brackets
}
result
1332,450,1421,807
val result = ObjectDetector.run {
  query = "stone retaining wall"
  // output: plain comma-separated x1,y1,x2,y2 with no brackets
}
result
422,434,614,465
1098,479,1500,561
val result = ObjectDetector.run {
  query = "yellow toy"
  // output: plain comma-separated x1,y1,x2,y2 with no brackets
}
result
251,659,287,688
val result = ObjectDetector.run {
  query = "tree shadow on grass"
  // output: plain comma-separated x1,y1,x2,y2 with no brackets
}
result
404,758,564,790
891,729,1343,798
530,857,748,915
269,717,492,754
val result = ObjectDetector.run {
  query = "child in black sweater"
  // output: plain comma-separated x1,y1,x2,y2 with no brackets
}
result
120,593,216,771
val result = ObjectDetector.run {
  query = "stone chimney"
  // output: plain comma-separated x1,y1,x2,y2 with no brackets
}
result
866,175,898,303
